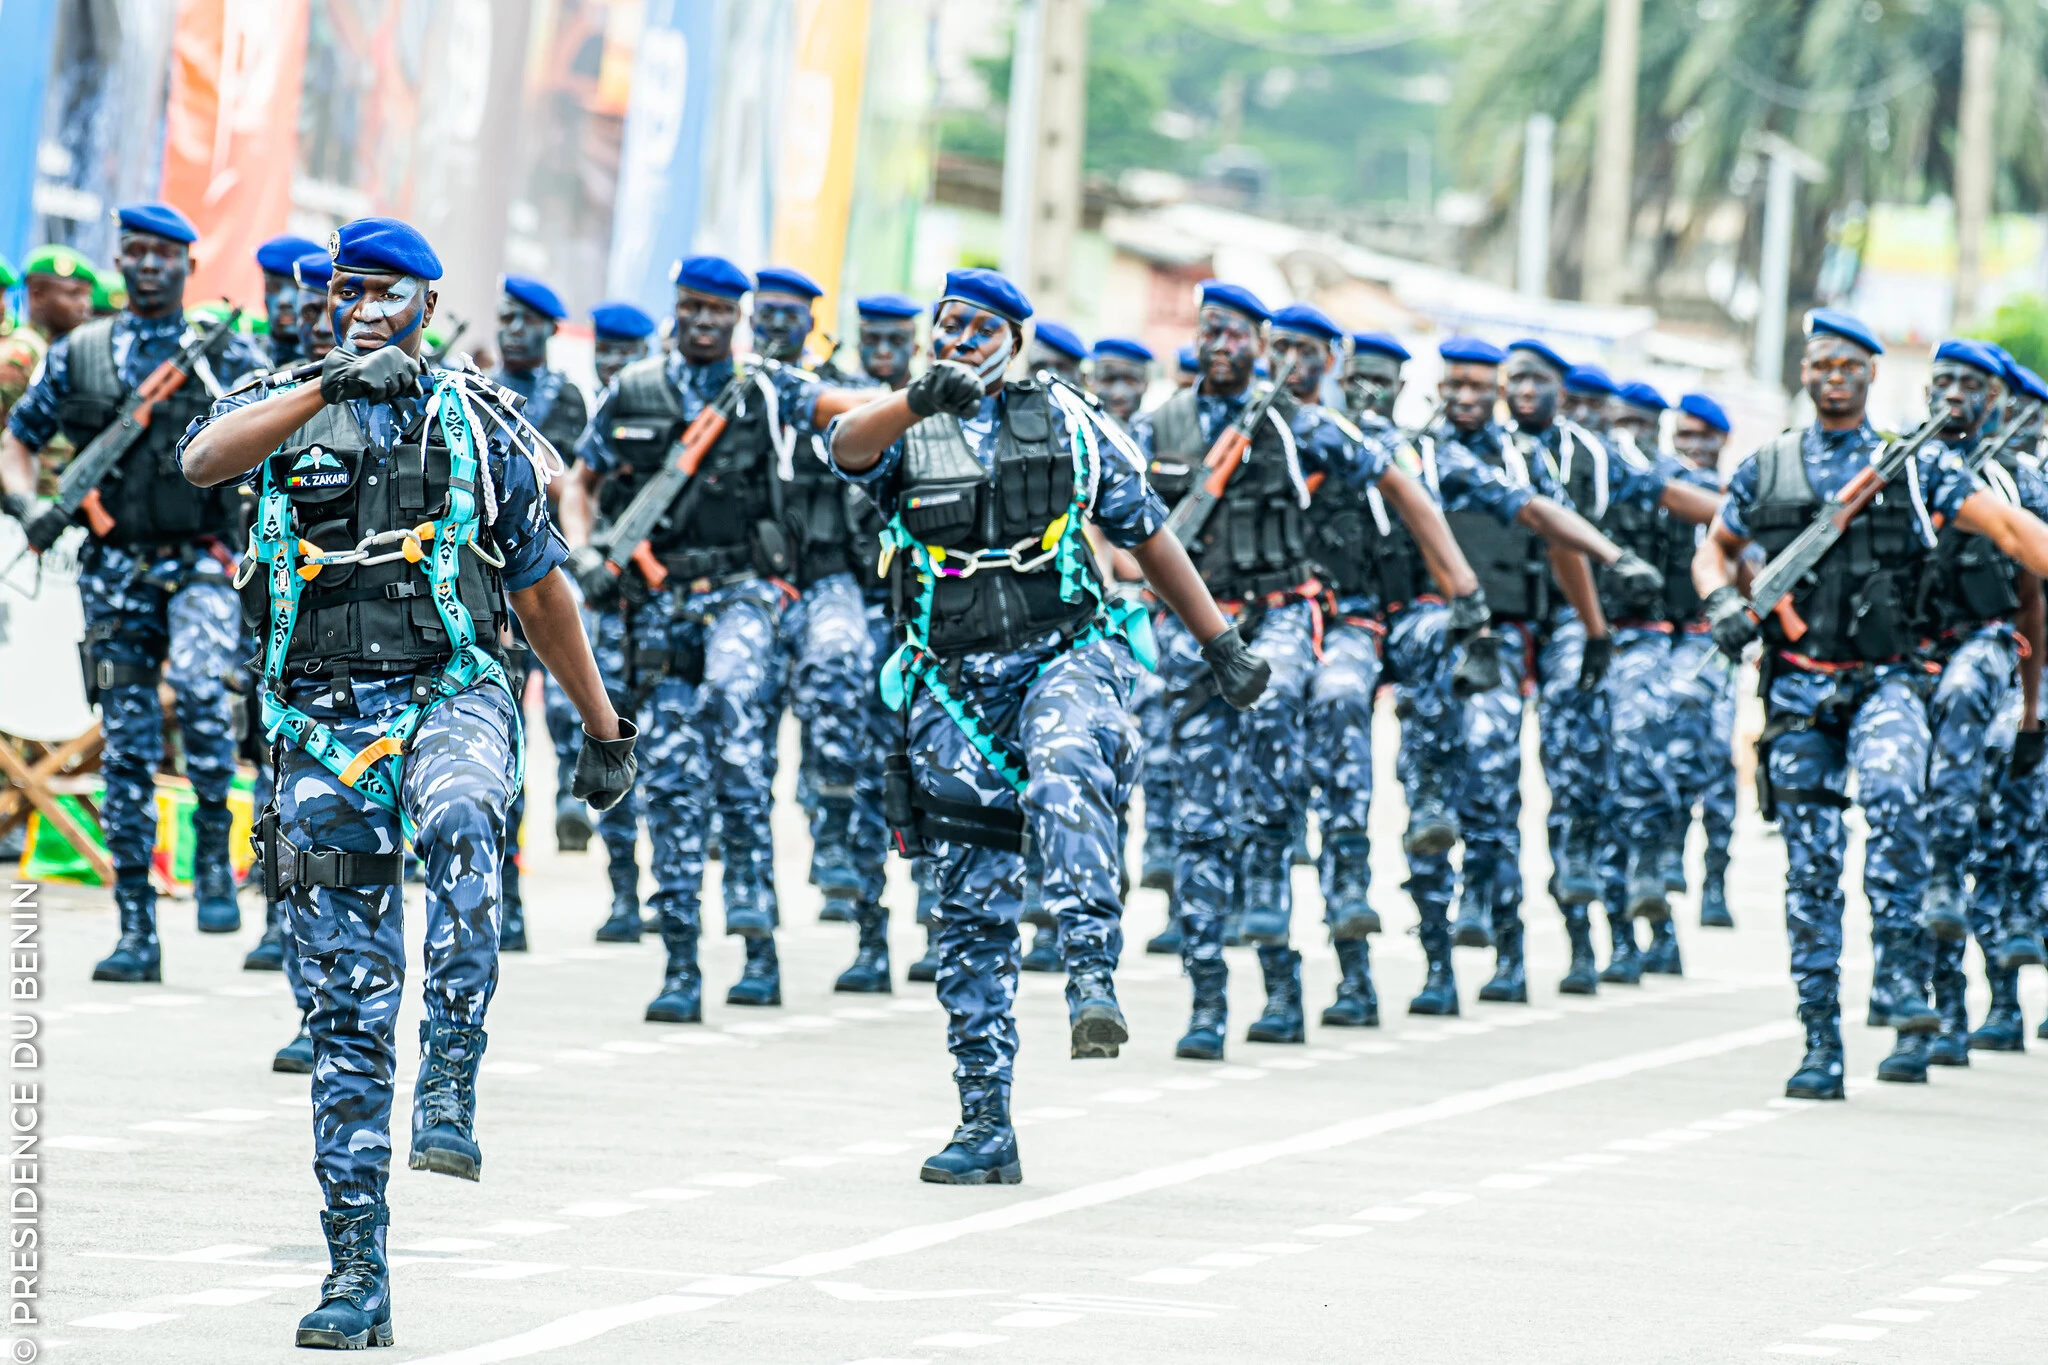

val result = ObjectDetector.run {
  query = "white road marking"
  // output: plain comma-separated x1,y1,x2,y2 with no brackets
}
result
633,1187,712,1202
994,1309,1083,1328
479,1221,568,1236
1941,1273,2007,1286
1154,1077,1221,1091
238,1274,325,1289
843,1358,931,1365
692,1172,779,1188
599,1040,666,1055
1762,1345,1840,1357
172,1288,271,1306
780,1154,848,1168
1524,1161,1589,1174
555,1202,645,1218
1094,1088,1161,1103
68,1003,135,1015
1132,1269,1213,1285
1243,1242,1317,1255
755,1020,1796,1278
1646,1128,1711,1143
399,1294,720,1365
911,1332,1007,1347
1296,1225,1368,1238
680,1275,784,1295
1807,1324,1884,1340
1350,1207,1426,1222
815,1283,997,1303
1406,1191,1474,1206
45,1136,137,1151
1341,1041,1400,1055
1851,1308,1927,1323
401,1238,498,1253
1980,1259,2045,1273
1901,1287,1977,1302
1605,1138,1671,1153
840,1142,914,1156
1564,1153,1626,1166
1017,1107,1086,1120
132,1121,215,1134
187,1108,272,1123
1478,1174,1547,1190
1192,1253,1266,1268
71,1312,179,1330
1257,1058,1318,1071
486,1062,544,1076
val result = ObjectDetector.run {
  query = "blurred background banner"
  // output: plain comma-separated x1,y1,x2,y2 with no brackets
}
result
0,0,61,268
839,0,936,337
695,0,788,270
161,0,310,306
767,0,874,352
607,0,723,315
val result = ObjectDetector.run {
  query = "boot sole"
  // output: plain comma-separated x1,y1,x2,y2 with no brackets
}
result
1476,988,1529,1004
1892,1012,1941,1037
1599,968,1642,986
1627,896,1670,923
272,1055,314,1075
1071,1010,1129,1059
645,1005,703,1024
1923,914,1968,942
91,966,162,983
1329,910,1382,940
1555,885,1597,907
196,919,242,934
725,992,782,1007
556,815,592,852
833,977,893,994
1244,1027,1305,1044
1451,926,1494,949
906,966,939,983
1557,975,1598,996
818,905,853,923
1875,1066,1929,1084
1143,935,1183,955
1406,997,1459,1017
593,926,643,944
1140,869,1174,891
1699,912,1735,929
409,1148,480,1181
1402,824,1458,857
295,1321,394,1349
1175,1043,1225,1059
1997,946,2047,969
243,954,284,971
1019,958,1062,974
1967,1033,2024,1053
724,920,774,941
1784,1079,1845,1100
919,1160,1023,1185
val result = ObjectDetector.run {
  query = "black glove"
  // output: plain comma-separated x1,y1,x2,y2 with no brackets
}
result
570,717,638,811
2014,728,2046,776
1452,629,1502,698
1445,588,1491,644
1201,624,1271,711
1703,584,1759,663
1578,633,1612,691
23,505,70,553
905,360,986,419
567,545,617,606
1609,549,1665,611
321,345,422,406
1,492,30,527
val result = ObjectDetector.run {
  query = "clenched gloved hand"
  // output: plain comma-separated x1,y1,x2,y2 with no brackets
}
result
571,717,638,811
18,501,70,553
2014,728,2046,776
1578,632,1612,691
1,492,30,527
567,545,617,607
905,360,986,419
1445,590,1501,697
1608,549,1665,611
1202,623,1271,711
1703,584,1759,663
321,344,422,406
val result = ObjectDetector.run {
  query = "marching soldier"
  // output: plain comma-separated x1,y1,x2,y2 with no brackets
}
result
256,234,323,366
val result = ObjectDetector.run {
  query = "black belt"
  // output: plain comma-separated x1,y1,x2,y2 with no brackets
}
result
275,838,404,890
91,659,160,690
911,788,1029,856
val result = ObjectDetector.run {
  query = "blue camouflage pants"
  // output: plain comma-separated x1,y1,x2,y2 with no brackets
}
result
277,680,517,1207
1458,614,1587,927
1926,626,2018,898
787,571,886,900
1535,612,1603,877
1600,625,1677,904
1610,629,1739,889
1765,664,1932,1008
78,543,242,873
1162,601,1316,968
851,596,900,902
911,638,1139,1086
1966,689,2042,961
1383,603,1463,930
1131,657,1174,872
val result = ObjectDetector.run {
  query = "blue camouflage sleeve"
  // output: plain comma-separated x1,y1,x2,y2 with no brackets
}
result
1127,410,1157,460
1433,438,1534,527
1083,406,1167,548
1917,444,1982,526
825,414,905,514
487,428,570,592
1296,410,1390,499
2014,461,2048,521
1718,453,1762,538
6,333,70,451
575,379,624,474
1604,432,1670,509
773,365,824,433
174,379,296,488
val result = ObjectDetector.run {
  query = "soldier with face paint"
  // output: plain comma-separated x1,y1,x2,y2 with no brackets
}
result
1562,365,1618,434
294,253,338,363
1,202,268,981
591,302,656,390
853,293,919,392
256,234,323,367
832,266,1263,1182
1028,319,1088,387
1698,307,2048,1099
1087,337,1154,429
750,265,825,366
179,215,634,1349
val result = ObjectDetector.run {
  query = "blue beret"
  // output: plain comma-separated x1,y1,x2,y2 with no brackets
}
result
329,217,443,280
1933,337,2005,378
2012,363,2048,404
1804,307,1883,356
115,202,197,245
1617,380,1668,411
1197,279,1271,324
292,252,332,291
256,234,323,275
500,273,567,321
755,266,823,300
1092,336,1154,365
1176,345,1199,373
1563,364,1617,396
1349,331,1410,363
937,267,1032,324
1506,337,1570,374
1033,320,1087,361
591,301,656,341
1677,393,1730,432
1439,335,1506,366
856,292,921,321
670,255,752,300
1270,302,1342,344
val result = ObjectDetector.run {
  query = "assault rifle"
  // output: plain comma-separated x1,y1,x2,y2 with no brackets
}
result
586,362,756,594
1963,399,2043,477
1164,353,1299,547
23,307,243,551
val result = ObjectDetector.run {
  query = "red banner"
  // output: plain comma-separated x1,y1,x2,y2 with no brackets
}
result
160,0,311,308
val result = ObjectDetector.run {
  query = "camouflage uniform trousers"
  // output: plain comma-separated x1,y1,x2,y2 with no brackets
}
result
78,543,242,873
1160,602,1316,979
1533,610,1604,883
849,595,900,905
1131,647,1174,873
1925,626,2019,1008
1764,665,1932,1010
1458,614,1589,933
1607,629,1740,898
909,637,1139,1086
785,571,886,900
1964,689,2042,968
277,680,518,1207
1596,625,1678,908
1381,603,1464,935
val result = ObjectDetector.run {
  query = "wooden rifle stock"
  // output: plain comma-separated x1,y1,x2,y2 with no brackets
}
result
600,370,748,592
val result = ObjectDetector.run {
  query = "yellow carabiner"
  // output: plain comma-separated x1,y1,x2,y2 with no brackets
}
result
296,539,324,581
877,542,896,580
1040,512,1069,552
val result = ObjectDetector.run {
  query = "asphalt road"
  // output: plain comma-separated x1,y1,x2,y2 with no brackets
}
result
24,710,2048,1364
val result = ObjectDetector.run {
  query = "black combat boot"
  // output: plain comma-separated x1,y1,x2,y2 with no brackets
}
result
1450,887,1493,949
1995,923,2047,970
1785,996,1846,1100
1878,927,1940,1035
646,927,703,1023
1554,822,1600,907
920,1078,1021,1185
1067,964,1129,1059
1020,924,1062,972
1246,947,1305,1043
834,902,892,993
1698,844,1733,928
295,1203,392,1349
409,1020,485,1180
1145,891,1185,955
1408,916,1460,1016
1558,905,1599,995
1320,937,1379,1026
243,894,287,970
93,873,162,983
1176,958,1229,1060
1967,966,2025,1052
273,1018,314,1074
595,850,643,943
1324,835,1381,940
1919,874,1968,943
1640,918,1683,975
1876,1030,1931,1083
810,796,861,903
1660,836,1687,893
499,854,527,952
554,793,592,853
1239,836,1293,946
1625,844,1670,923
1401,762,1458,857
192,800,241,933
1477,915,1528,1003
726,935,782,1006
1600,912,1642,985
1927,952,1971,1067
907,922,942,983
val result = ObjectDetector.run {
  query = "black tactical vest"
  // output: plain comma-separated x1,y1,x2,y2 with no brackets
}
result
1143,388,1204,509
1306,418,1423,607
1440,429,1550,620
1917,446,2020,636
1147,385,1309,599
266,402,505,677
596,356,778,581
784,432,864,586
58,316,238,547
1748,431,1925,662
892,380,1097,656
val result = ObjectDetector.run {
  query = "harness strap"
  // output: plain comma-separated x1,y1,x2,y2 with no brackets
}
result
274,839,405,890
910,788,1030,855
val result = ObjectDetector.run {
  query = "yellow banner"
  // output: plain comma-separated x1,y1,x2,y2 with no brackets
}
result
769,0,873,357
